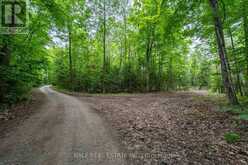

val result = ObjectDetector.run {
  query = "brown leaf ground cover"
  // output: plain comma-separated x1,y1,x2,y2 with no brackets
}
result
0,89,46,138
79,92,248,165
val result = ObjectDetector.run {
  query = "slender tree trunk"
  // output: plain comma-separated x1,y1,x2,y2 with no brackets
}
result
209,0,239,105
145,26,155,92
167,55,173,91
68,25,73,91
119,0,128,91
128,44,131,90
119,41,123,90
123,1,128,65
158,45,163,90
119,41,123,71
102,0,107,93
145,34,154,92
145,37,150,92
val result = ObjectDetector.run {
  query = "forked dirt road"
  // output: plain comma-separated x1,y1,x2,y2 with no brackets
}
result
0,86,126,165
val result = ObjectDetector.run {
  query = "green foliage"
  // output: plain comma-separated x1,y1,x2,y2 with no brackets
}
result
2,0,248,108
219,101,248,121
238,114,248,121
49,0,196,93
220,105,244,114
42,0,248,98
224,132,240,144
0,0,57,109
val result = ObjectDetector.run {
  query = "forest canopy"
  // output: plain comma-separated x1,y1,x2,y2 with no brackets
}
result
1,0,248,107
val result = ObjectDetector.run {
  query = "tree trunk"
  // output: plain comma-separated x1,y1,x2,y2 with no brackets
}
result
209,0,239,105
145,37,150,92
145,34,154,92
145,25,155,92
123,1,128,65
167,55,173,91
68,25,73,91
158,45,163,90
102,0,107,93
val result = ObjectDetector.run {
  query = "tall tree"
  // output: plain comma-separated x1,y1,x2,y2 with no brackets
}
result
209,0,239,105
68,24,73,90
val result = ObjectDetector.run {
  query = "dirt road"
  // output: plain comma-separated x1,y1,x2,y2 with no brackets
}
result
0,86,126,165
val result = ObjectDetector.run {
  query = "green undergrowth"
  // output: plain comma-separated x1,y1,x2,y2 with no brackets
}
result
191,91,248,121
224,132,241,143
53,85,154,97
219,96,248,121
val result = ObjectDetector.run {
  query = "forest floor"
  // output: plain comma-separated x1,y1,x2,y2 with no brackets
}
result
1,88,248,165
75,91,248,165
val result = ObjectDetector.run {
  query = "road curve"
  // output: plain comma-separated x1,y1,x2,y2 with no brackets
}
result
0,86,126,165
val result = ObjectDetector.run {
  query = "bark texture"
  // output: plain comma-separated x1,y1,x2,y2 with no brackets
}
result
209,0,239,105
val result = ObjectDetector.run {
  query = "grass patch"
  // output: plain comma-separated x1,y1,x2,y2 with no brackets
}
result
224,132,240,144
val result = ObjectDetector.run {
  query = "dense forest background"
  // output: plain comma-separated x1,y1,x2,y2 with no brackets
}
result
1,0,248,109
